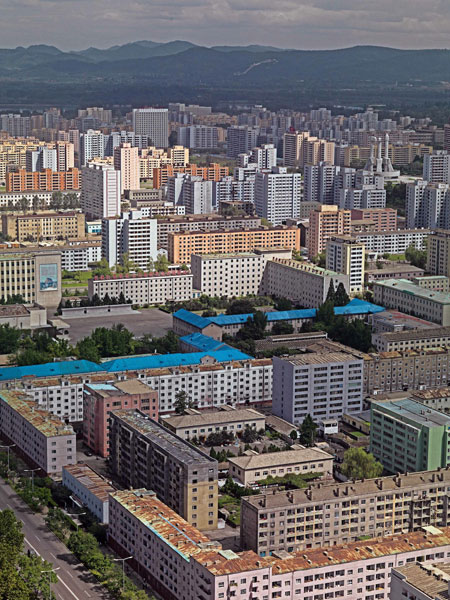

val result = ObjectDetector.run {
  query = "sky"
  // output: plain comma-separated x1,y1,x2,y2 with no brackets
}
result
1,0,449,51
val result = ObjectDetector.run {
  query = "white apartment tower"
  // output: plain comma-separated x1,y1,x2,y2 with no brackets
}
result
80,130,106,167
102,210,158,269
81,162,121,220
250,144,277,170
254,167,302,225
132,108,169,148
326,236,365,294
423,151,450,184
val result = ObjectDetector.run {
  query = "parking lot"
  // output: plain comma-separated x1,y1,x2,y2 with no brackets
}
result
63,308,173,343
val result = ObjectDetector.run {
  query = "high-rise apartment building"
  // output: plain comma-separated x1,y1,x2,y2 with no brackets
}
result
308,204,352,258
55,141,75,171
283,131,335,168
26,147,57,172
132,108,169,148
113,143,139,194
337,170,386,210
109,409,218,530
101,210,157,269
177,125,219,149
351,207,398,231
427,229,450,277
406,181,450,229
226,126,259,158
423,150,450,183
0,114,31,137
250,143,277,169
6,168,80,192
272,350,364,425
304,163,356,204
79,129,106,166
81,162,121,219
326,235,365,294
168,174,214,214
254,167,302,225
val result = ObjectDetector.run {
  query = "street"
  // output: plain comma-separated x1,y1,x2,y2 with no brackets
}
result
0,479,105,600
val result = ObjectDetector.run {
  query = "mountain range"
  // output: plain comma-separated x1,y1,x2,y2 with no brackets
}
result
1,41,450,109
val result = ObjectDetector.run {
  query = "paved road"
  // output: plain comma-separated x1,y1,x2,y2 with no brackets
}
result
0,480,105,600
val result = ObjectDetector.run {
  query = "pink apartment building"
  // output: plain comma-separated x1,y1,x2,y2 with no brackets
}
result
108,488,450,600
83,379,158,457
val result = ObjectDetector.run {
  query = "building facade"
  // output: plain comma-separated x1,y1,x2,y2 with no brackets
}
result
1,211,85,242
132,108,169,148
81,162,121,219
62,464,115,524
308,205,352,258
109,409,218,530
326,236,365,294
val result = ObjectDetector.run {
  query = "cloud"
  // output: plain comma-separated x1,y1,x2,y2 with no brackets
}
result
0,0,449,50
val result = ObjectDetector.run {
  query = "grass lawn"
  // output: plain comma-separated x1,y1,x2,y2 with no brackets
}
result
62,271,91,288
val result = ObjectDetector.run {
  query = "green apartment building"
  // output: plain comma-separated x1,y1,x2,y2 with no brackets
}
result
370,398,450,473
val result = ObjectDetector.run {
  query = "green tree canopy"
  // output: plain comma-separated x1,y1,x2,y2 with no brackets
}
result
299,415,317,447
341,447,383,480
334,282,350,307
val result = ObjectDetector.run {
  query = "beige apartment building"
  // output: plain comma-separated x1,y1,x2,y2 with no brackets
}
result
0,248,61,308
363,347,450,394
228,446,334,486
263,258,350,308
308,205,352,258
241,467,450,555
373,279,450,326
168,226,301,264
109,409,218,530
156,214,261,249
427,229,450,278
1,211,85,242
113,143,139,195
372,325,450,352
283,131,335,168
161,407,265,441
0,390,76,475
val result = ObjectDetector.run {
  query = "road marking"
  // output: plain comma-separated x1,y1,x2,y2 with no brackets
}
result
35,535,41,542
51,553,58,561
24,538,40,556
84,592,91,598
57,575,81,600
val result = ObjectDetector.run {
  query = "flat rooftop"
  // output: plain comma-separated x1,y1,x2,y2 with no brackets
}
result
376,324,450,342
271,258,342,278
373,397,450,427
243,467,450,509
392,562,450,600
228,447,333,470
162,408,265,429
281,351,363,366
86,379,154,397
112,409,217,466
374,279,450,305
63,463,115,502
366,264,424,275
0,390,74,437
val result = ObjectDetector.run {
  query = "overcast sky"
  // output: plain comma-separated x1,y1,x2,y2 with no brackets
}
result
1,0,449,51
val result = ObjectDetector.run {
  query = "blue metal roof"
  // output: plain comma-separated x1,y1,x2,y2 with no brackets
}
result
0,359,102,382
102,348,251,373
209,313,255,326
173,309,212,329
267,309,317,321
179,333,233,353
334,298,385,316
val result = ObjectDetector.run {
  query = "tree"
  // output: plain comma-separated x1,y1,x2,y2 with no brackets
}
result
92,258,112,277
241,426,258,443
334,282,350,307
316,300,335,326
271,321,294,335
155,254,170,272
118,291,127,305
0,324,21,354
226,299,254,315
341,447,383,480
312,252,326,268
326,279,336,304
18,196,29,213
32,195,40,212
174,390,193,414
299,415,317,447
274,297,293,311
146,257,154,272
76,337,101,363
289,429,298,441
405,244,427,270
179,263,188,271
50,191,63,210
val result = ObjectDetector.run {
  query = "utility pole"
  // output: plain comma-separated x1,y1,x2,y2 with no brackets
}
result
41,567,60,600
0,444,15,472
66,511,86,532
24,468,40,492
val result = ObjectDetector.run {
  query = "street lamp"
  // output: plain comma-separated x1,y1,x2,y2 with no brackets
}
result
66,511,86,531
0,444,15,472
41,567,60,600
113,556,133,590
24,468,40,492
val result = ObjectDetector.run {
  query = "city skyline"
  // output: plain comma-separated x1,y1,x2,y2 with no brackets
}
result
1,0,450,51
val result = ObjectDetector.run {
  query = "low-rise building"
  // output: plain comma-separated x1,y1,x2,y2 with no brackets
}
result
108,488,450,600
0,303,47,330
263,258,350,307
6,168,80,192
228,446,334,486
365,263,425,283
88,270,194,305
427,229,450,278
370,398,450,473
59,239,101,271
109,409,218,530
272,350,364,425
83,379,158,457
373,279,450,326
240,467,450,555
369,309,437,334
161,407,265,441
0,390,76,474
351,207,398,230
414,275,450,292
1,211,85,242
353,229,430,254
62,464,115,524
